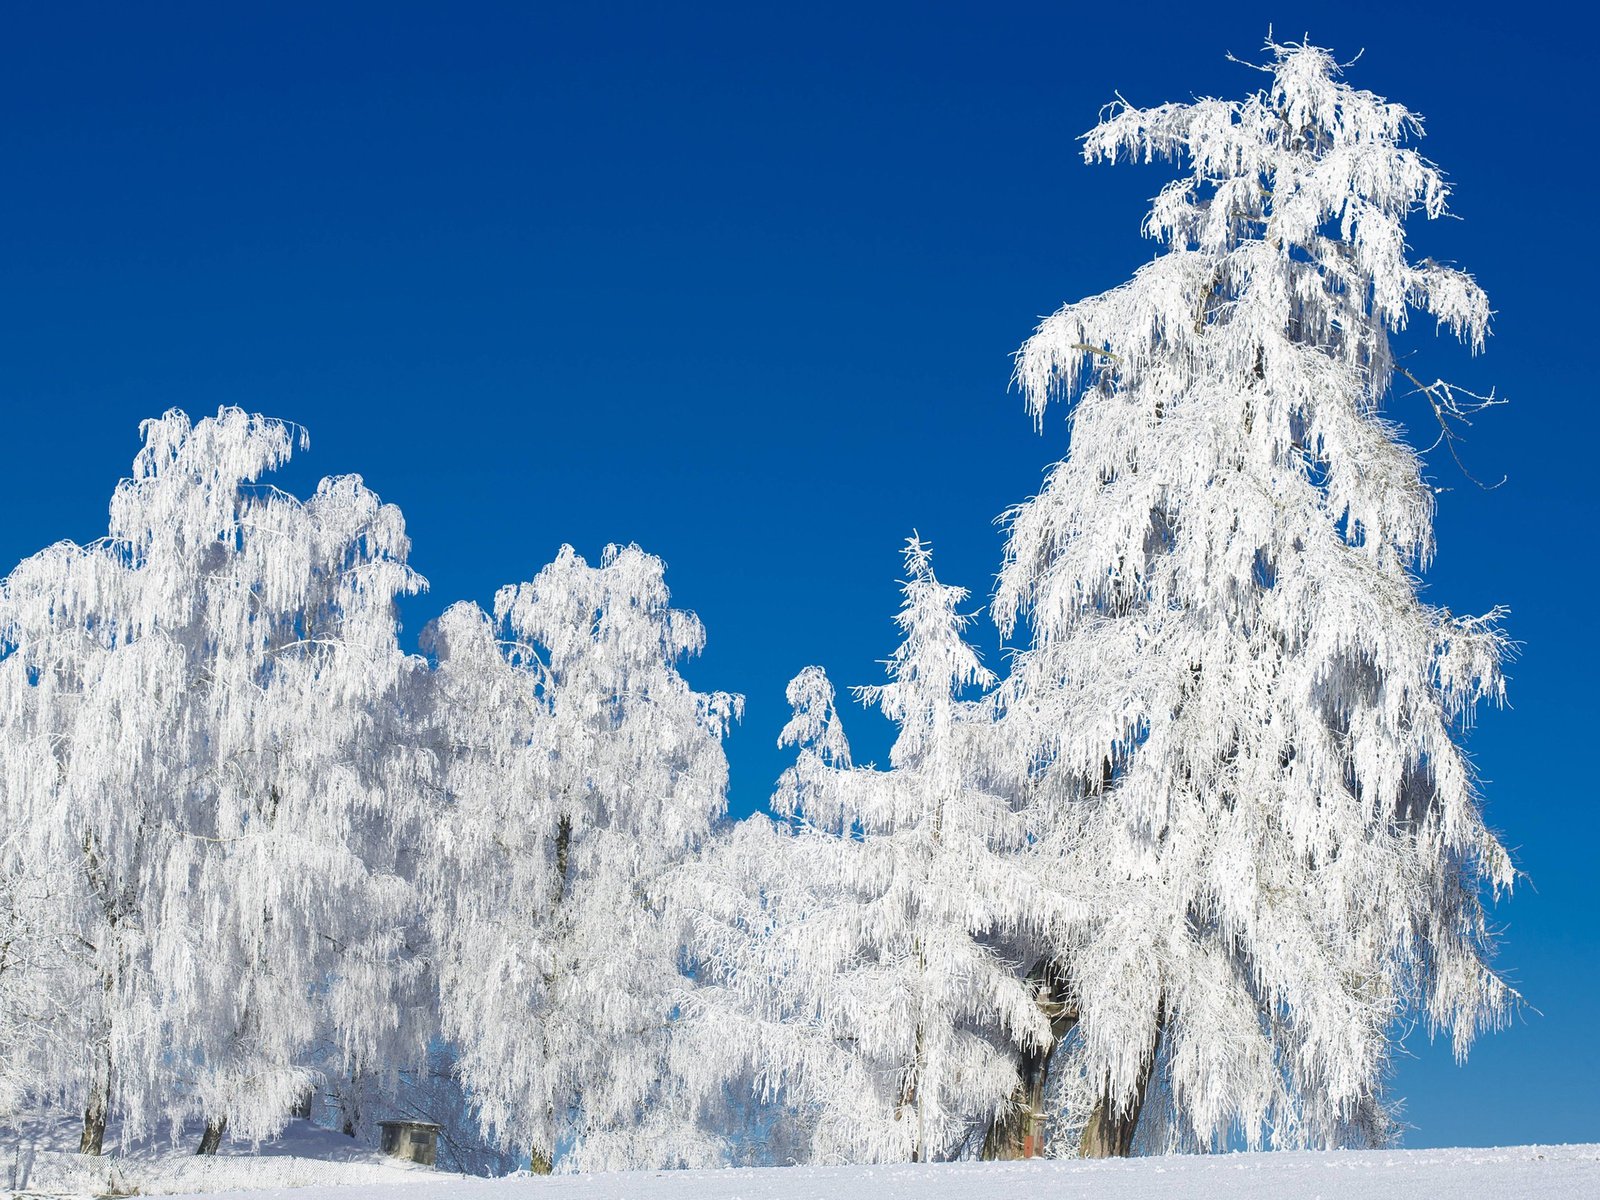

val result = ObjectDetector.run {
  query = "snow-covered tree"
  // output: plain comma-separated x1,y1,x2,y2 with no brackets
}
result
0,482,195,1152
0,829,94,1124
0,409,435,1152
991,40,1514,1154
686,539,1051,1164
143,436,435,1152
426,544,740,1172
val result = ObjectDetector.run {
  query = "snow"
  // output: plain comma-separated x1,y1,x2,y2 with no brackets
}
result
4,1121,1595,1200
1,1115,430,1197
4,1118,1596,1200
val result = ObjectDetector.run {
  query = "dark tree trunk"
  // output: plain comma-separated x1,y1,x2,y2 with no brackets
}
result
195,1116,228,1156
552,814,572,911
981,959,1078,1160
1078,994,1165,1159
78,1043,111,1156
1078,1087,1145,1158
340,1067,365,1138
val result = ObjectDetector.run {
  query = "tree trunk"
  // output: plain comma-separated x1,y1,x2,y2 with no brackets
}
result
195,1116,227,1156
340,1067,364,1137
78,1043,111,1156
981,959,1078,1160
903,1018,927,1162
1078,1089,1144,1158
1078,995,1164,1159
551,814,572,911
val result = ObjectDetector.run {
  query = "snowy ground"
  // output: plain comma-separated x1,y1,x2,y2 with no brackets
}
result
3,1118,1596,1200
2,1115,429,1197
166,1146,1600,1200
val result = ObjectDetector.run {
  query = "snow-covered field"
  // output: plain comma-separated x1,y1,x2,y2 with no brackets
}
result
2,1116,431,1197
149,1148,1598,1200
3,1118,1597,1200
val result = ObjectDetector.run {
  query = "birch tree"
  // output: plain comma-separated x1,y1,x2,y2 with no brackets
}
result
0,830,94,1124
991,39,1514,1155
0,409,434,1152
149,452,434,1152
427,544,740,1172
0,421,240,1152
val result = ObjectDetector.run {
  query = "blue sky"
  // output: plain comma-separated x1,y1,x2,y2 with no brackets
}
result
1,0,1593,1151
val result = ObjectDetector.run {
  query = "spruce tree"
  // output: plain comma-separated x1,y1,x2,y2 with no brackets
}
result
687,539,1051,1163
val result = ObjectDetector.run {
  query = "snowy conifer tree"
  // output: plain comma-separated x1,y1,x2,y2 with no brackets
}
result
992,40,1514,1154
426,544,740,1172
686,539,1051,1163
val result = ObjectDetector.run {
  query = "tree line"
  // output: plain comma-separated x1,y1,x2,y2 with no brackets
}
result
0,40,1514,1171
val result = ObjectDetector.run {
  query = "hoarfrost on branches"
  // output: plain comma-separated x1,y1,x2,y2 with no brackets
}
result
0,409,435,1151
992,39,1514,1153
426,544,741,1172
684,539,1057,1164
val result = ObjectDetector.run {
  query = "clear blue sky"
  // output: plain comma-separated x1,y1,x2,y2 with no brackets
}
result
1,0,1592,1151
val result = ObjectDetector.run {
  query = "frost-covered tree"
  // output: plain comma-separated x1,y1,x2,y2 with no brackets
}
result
426,544,740,1172
136,426,435,1152
0,480,191,1152
0,409,434,1153
992,40,1514,1154
686,539,1051,1164
0,830,94,1124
